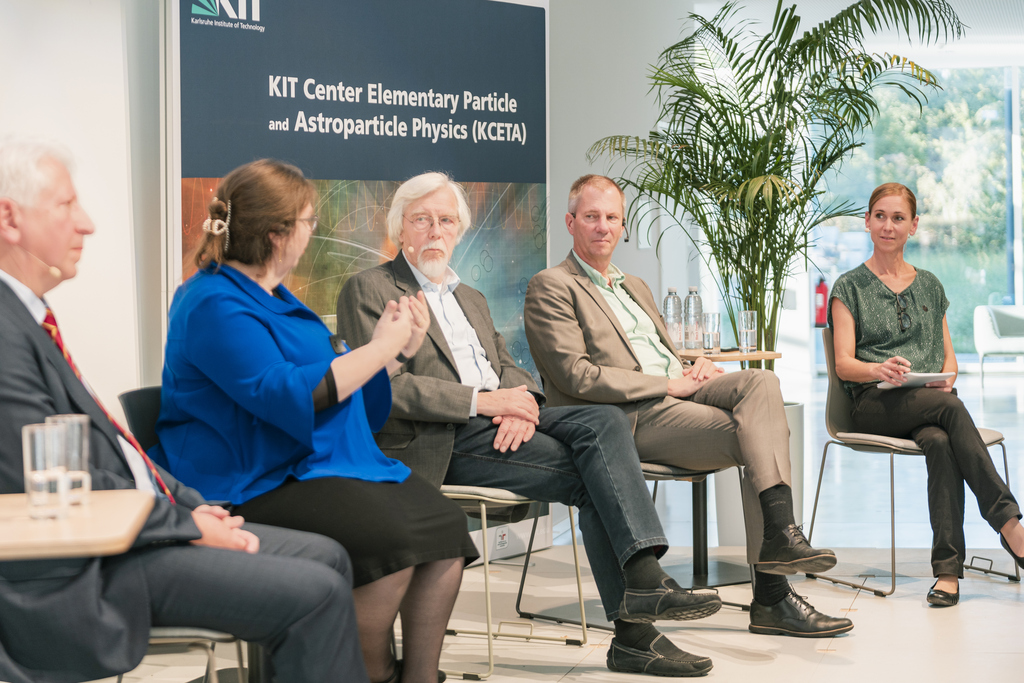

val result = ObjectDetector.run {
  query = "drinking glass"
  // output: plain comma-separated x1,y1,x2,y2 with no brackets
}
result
702,313,721,355
22,422,69,519
739,310,758,354
46,414,91,504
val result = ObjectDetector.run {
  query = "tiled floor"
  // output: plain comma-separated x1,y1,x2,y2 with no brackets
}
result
97,372,1024,681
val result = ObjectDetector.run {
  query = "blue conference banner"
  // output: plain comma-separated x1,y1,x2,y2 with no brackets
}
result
177,0,548,378
180,0,545,183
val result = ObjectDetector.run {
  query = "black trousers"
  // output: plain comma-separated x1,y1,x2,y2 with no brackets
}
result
851,386,1021,577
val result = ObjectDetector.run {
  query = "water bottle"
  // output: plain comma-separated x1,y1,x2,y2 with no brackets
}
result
663,288,683,350
683,286,703,350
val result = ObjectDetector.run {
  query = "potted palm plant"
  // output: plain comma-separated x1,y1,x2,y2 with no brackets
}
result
589,0,963,369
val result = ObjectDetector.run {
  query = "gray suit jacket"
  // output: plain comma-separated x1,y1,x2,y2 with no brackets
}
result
336,252,541,486
0,279,206,683
524,251,680,430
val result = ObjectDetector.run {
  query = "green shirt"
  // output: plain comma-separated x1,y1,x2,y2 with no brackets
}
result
828,263,949,396
573,251,684,379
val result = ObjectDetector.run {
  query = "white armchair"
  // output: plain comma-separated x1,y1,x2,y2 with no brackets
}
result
974,305,1024,386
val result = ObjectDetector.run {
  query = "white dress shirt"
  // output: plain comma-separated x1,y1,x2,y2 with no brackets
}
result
0,267,157,495
406,257,500,417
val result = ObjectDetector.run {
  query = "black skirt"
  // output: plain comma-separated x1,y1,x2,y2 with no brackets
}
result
235,472,478,586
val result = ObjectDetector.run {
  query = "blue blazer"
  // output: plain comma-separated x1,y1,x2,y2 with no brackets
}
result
154,264,409,506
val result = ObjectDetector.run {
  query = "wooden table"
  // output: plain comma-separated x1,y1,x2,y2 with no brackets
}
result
678,349,782,363
0,489,153,560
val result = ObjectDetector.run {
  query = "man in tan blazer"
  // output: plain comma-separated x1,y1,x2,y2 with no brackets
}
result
525,174,852,638
338,172,724,677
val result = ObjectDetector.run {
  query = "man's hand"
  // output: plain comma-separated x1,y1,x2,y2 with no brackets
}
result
666,357,724,398
475,385,540,424
190,507,259,553
490,415,536,453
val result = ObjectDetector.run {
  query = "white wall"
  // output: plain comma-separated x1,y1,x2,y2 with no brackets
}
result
0,0,140,420
548,0,697,297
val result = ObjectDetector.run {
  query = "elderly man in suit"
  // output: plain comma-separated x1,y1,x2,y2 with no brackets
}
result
338,172,727,678
524,174,852,638
0,137,367,683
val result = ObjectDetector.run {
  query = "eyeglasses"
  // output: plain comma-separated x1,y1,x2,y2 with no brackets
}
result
296,215,319,233
896,293,911,332
571,212,624,227
404,214,459,232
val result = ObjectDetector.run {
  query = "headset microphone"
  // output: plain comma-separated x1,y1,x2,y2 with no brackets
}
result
24,248,62,280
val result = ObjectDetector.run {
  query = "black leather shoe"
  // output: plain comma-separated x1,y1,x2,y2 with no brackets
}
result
748,592,854,638
618,578,722,623
926,581,959,607
1000,533,1024,570
607,635,713,677
757,524,838,575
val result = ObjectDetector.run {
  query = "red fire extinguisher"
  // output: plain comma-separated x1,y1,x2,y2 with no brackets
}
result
814,277,828,328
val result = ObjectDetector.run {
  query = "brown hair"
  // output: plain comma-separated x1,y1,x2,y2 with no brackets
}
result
567,174,625,215
868,182,917,218
194,159,317,269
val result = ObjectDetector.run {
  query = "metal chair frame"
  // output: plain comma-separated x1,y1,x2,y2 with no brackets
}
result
807,329,1019,597
115,628,245,683
441,486,587,681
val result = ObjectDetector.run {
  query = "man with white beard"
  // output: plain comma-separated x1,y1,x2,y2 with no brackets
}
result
336,172,725,678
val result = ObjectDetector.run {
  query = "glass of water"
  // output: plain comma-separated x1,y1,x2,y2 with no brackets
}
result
22,422,70,519
46,414,91,504
702,313,721,355
739,310,758,354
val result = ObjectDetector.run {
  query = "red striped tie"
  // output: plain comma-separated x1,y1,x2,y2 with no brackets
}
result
42,308,176,503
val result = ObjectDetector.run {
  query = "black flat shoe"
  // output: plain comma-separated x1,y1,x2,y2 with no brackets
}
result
618,578,723,623
926,581,959,607
607,635,713,677
1000,533,1024,570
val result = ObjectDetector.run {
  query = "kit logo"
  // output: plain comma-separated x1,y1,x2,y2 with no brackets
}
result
192,0,261,22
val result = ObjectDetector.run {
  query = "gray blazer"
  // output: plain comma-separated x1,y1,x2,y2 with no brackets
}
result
524,251,679,431
336,252,541,486
0,280,206,683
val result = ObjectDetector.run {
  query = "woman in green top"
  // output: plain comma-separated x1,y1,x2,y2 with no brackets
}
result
829,183,1024,607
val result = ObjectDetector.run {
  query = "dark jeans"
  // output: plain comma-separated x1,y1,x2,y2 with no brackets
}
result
445,404,668,620
851,385,1021,577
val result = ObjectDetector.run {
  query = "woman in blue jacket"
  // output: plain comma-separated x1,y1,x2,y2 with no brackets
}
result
154,159,477,683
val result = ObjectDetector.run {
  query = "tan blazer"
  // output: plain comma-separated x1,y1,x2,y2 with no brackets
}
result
524,251,683,430
336,252,541,486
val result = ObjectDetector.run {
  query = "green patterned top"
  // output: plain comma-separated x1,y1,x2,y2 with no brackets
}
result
828,263,949,396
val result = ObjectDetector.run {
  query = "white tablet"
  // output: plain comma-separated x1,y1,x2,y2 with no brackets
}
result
877,372,955,390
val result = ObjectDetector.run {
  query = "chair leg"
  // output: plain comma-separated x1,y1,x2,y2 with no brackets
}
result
965,443,1021,582
234,640,245,683
806,441,833,544
806,443,895,597
513,507,598,640
442,501,495,680
980,355,985,389
651,480,660,504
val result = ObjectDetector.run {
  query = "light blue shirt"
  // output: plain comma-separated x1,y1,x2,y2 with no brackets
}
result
407,258,500,417
573,251,685,379
0,267,157,495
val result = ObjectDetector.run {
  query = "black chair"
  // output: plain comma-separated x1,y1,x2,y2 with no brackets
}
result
117,386,252,682
117,385,162,452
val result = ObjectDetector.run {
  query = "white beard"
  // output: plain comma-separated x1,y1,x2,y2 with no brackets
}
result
416,240,450,280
